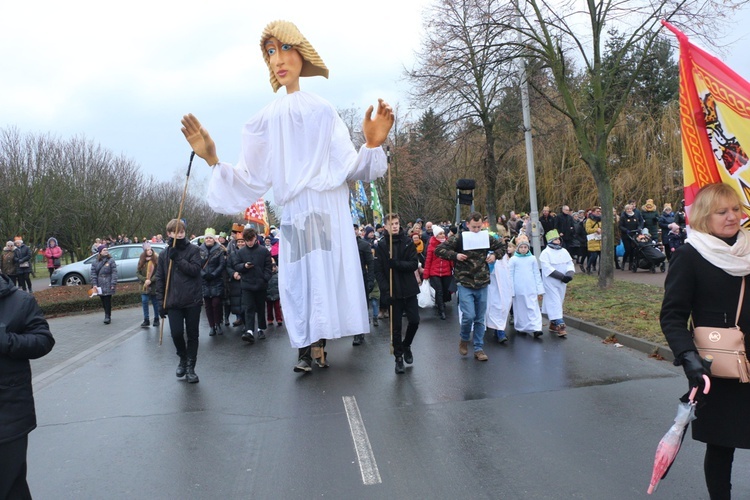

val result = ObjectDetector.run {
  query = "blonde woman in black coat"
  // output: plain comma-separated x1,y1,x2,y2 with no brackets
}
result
660,183,750,499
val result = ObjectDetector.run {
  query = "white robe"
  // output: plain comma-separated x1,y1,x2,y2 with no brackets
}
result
509,253,544,333
539,245,575,321
486,254,513,331
207,91,387,348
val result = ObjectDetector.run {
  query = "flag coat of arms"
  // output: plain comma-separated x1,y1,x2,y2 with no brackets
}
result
245,198,268,228
663,20,750,218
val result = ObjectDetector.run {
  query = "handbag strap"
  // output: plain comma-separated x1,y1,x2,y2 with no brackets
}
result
735,276,746,325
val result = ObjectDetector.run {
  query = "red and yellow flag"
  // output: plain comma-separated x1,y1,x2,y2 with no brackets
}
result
244,198,269,234
663,20,750,218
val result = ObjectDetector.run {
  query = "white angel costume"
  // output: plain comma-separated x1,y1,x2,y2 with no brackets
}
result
207,91,387,347
539,245,574,321
485,254,513,332
509,252,544,332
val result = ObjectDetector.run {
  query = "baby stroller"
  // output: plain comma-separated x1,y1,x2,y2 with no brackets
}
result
629,231,666,273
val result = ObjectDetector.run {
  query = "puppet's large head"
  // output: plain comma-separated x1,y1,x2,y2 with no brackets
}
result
260,20,328,93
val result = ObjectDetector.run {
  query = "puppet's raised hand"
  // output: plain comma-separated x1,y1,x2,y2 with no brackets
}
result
363,99,395,149
181,114,219,166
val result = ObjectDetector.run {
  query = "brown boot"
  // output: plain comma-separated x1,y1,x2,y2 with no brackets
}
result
312,340,328,368
459,340,469,356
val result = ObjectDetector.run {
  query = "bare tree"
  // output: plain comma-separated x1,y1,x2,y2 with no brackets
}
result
502,0,749,287
407,0,516,224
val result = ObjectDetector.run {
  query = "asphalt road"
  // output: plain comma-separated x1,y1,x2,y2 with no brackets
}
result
25,299,749,499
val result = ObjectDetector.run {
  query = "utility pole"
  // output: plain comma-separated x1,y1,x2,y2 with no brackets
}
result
515,1,541,256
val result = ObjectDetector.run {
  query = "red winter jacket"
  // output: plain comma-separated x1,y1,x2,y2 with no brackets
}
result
422,236,454,280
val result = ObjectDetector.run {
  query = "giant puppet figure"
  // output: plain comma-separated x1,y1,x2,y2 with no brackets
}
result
181,20,394,373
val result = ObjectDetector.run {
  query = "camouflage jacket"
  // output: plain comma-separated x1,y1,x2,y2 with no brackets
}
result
435,231,506,289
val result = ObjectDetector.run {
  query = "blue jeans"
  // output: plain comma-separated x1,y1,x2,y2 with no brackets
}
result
141,293,160,320
370,297,379,319
458,284,488,352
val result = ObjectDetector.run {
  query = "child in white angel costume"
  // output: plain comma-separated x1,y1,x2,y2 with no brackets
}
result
509,235,544,338
539,230,575,337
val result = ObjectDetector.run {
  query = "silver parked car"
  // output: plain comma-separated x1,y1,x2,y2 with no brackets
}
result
50,243,167,286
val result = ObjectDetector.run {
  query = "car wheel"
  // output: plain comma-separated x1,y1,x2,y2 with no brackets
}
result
64,273,85,286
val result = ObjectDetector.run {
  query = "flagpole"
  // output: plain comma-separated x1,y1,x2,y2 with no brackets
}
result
160,151,194,346
387,146,394,355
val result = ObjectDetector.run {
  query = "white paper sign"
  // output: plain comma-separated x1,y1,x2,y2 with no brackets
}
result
462,230,490,251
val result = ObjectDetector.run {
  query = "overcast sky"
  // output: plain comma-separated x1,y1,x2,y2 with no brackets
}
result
3,0,750,192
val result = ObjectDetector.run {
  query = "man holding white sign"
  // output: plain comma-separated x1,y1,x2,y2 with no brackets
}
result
435,212,506,361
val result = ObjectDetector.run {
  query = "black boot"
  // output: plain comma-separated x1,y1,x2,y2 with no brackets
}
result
403,346,413,364
153,318,159,327
352,334,364,346
185,359,199,383
395,356,405,374
176,356,187,378
140,318,150,328
215,324,223,335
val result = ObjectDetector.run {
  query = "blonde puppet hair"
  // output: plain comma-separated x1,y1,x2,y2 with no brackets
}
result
260,20,329,92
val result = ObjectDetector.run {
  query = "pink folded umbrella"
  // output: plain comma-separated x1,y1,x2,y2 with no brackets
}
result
647,375,711,494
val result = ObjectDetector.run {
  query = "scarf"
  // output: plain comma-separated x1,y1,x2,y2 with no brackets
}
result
686,228,750,276
414,239,424,254
514,249,532,258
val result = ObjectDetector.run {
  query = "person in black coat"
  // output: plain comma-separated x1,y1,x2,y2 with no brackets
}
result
539,206,557,247
660,183,750,499
232,228,273,344
555,205,577,253
0,273,55,499
199,231,227,336
374,213,420,374
13,239,33,293
619,204,643,270
353,225,375,346
155,219,204,383
226,237,246,327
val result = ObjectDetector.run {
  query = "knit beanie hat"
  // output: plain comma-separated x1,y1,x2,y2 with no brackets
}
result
432,225,445,237
260,20,329,92
97,244,107,253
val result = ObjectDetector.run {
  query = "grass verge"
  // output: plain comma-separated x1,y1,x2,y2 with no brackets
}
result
565,273,666,346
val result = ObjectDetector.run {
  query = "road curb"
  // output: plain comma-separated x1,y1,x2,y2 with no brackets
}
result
563,315,675,363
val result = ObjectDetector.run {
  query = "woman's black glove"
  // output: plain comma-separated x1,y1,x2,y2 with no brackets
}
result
677,350,711,388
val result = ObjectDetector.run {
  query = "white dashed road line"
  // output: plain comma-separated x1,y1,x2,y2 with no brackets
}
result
342,395,382,485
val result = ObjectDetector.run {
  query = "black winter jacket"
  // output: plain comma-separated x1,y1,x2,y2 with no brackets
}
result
200,242,226,298
357,236,375,294
0,273,55,444
226,251,244,314
374,230,419,300
555,213,576,246
154,238,203,310
233,242,272,292
14,244,32,274
266,272,280,301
